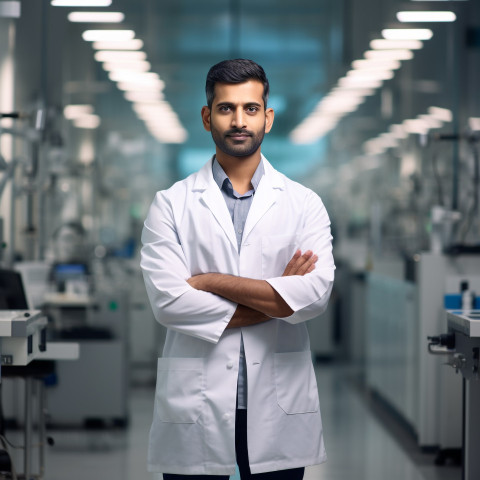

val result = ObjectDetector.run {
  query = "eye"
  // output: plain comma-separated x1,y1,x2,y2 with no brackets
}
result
246,106,259,114
218,105,231,112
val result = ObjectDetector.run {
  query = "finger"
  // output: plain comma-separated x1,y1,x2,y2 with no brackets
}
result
288,250,313,275
297,254,318,275
282,249,301,276
306,263,316,274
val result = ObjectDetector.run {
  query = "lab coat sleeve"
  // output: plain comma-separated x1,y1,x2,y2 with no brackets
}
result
266,190,335,324
140,191,236,344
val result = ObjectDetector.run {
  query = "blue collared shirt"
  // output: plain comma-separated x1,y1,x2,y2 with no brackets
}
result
212,157,264,409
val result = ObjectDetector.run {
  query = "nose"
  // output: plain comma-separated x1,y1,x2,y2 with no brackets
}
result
231,107,246,129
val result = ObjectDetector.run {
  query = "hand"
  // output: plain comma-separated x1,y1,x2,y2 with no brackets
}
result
282,250,318,277
187,274,209,291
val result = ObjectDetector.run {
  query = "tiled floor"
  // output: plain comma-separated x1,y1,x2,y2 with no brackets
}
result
15,364,461,480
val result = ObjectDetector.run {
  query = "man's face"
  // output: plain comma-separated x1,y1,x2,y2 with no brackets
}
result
201,80,274,158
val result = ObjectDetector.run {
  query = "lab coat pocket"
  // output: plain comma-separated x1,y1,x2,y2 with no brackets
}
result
261,234,299,278
274,351,319,414
155,357,205,423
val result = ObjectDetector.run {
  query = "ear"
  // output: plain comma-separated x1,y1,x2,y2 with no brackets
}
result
201,106,211,132
265,108,274,134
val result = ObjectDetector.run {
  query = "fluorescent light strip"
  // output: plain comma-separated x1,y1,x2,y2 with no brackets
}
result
103,61,151,72
469,118,480,131
73,9,187,143
83,30,135,42
73,114,101,129
117,81,164,92
124,91,164,103
362,106,453,155
347,69,394,81
338,76,383,88
64,104,94,119
68,12,125,23
109,71,159,83
94,50,146,62
428,106,453,122
397,11,456,23
382,29,433,41
365,49,414,61
352,59,401,70
370,39,423,50
52,0,111,6
92,39,144,50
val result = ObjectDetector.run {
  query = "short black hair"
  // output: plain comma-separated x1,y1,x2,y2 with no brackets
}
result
205,59,269,109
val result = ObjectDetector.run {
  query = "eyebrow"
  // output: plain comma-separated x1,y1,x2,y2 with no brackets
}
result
216,101,262,107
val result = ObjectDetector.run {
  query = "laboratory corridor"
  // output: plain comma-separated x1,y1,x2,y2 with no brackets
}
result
43,364,461,480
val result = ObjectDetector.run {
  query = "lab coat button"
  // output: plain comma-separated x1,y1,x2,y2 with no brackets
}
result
226,361,234,369
223,413,231,421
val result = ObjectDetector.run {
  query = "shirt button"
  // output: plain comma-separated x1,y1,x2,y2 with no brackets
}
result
223,413,231,421
226,361,234,369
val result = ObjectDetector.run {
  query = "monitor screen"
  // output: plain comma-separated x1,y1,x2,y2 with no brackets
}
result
0,269,29,309
52,263,88,283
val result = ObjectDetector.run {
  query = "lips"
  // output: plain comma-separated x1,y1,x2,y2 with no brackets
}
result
227,131,251,140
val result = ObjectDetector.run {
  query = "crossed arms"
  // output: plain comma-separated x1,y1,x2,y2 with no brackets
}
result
187,249,318,329
141,188,335,343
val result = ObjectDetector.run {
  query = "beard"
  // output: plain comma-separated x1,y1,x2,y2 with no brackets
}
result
210,121,266,158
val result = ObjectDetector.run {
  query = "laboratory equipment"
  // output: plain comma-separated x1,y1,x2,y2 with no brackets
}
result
429,310,480,480
365,253,480,460
0,310,47,368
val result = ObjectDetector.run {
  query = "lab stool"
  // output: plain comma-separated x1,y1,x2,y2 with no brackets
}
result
1,361,55,480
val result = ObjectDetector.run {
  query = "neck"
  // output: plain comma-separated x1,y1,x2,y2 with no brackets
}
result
215,149,261,195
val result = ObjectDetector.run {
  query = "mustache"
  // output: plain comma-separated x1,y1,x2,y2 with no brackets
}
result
225,129,253,136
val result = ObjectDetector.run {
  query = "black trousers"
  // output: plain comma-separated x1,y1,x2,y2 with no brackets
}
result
163,410,305,480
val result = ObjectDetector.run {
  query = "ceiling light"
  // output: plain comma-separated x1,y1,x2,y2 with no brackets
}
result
418,114,443,129
403,118,430,134
117,81,164,92
338,76,383,88
428,106,453,122
329,87,374,98
94,50,146,62
52,0,111,6
378,134,399,149
382,29,433,40
68,12,124,22
352,58,401,70
364,140,385,156
148,128,187,144
134,103,177,118
103,61,151,72
365,49,414,60
73,114,101,129
370,39,423,50
469,118,480,131
82,30,135,42
109,71,159,83
92,39,144,50
389,124,408,139
347,69,394,81
397,11,456,23
124,91,164,103
63,104,94,119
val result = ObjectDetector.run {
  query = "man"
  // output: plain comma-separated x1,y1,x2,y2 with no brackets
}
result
141,59,335,479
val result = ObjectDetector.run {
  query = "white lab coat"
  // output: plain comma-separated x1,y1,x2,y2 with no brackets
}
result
141,155,335,475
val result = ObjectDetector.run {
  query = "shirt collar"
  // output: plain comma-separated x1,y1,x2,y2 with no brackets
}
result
212,156,264,193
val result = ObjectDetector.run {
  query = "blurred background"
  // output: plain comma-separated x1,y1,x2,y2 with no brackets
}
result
0,0,480,479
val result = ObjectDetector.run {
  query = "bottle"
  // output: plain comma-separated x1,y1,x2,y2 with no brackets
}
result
461,280,474,311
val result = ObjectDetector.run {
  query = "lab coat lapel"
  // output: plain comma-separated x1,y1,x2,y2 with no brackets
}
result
243,156,285,242
193,158,238,252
